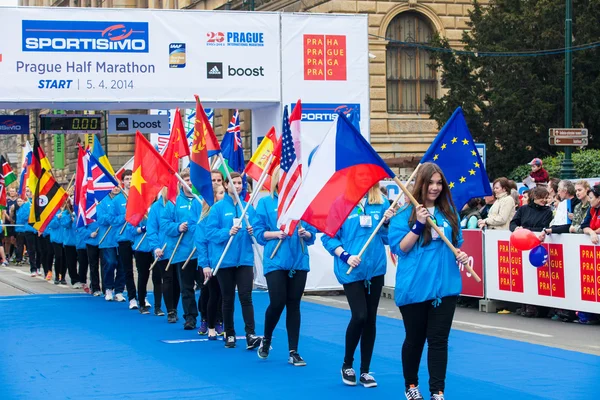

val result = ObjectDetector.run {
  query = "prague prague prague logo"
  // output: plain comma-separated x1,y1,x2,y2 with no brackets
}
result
303,34,346,81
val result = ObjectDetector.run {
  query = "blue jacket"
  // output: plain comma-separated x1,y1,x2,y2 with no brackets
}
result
97,194,118,249
132,215,152,253
160,193,202,264
145,199,168,254
253,195,316,275
205,194,255,269
389,205,464,307
112,192,133,244
16,201,36,234
61,211,77,247
194,218,210,268
75,225,88,250
321,199,389,285
83,221,100,246
48,213,64,244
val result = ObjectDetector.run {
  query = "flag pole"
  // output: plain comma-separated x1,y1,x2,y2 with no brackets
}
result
181,247,196,270
390,176,481,282
346,164,421,275
211,153,274,276
134,232,146,251
98,226,111,246
149,243,168,271
165,233,184,272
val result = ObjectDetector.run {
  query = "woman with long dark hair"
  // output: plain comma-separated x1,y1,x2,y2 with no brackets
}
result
388,162,469,400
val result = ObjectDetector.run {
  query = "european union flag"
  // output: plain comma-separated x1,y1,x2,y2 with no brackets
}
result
421,107,492,210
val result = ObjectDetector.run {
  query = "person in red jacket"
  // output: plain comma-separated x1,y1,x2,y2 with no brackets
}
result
528,158,549,185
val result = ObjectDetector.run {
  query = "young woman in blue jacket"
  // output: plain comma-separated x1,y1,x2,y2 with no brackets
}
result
17,189,41,276
388,163,469,400
60,199,80,287
253,168,317,366
196,182,225,339
205,172,260,350
322,183,395,388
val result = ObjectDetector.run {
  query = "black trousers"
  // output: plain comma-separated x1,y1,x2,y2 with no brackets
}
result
39,235,54,276
217,266,255,338
399,295,457,394
15,234,25,262
77,249,88,285
118,241,137,301
23,233,40,273
175,259,200,321
263,269,307,351
158,259,180,313
64,245,79,284
342,274,384,374
200,276,223,328
52,242,65,281
86,244,101,293
135,251,162,308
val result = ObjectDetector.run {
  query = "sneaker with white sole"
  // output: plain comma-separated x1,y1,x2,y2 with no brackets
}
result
359,372,377,388
288,351,306,367
145,299,151,308
93,291,103,297
72,283,82,289
129,299,139,310
430,392,444,400
105,289,114,301
114,293,126,302
405,385,425,400
341,367,357,386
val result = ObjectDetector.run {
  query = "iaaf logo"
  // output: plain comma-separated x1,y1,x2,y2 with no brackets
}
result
206,31,264,47
22,20,149,53
293,103,360,122
0,119,23,131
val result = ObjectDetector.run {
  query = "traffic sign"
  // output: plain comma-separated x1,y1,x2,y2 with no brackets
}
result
548,137,588,146
549,128,588,137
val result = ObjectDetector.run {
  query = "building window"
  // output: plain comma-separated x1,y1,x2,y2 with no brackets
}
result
386,12,437,114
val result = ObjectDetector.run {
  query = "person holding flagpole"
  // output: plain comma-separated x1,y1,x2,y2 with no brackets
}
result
322,181,394,388
205,171,261,350
17,188,41,276
132,211,162,316
389,162,469,400
97,186,125,302
254,166,316,366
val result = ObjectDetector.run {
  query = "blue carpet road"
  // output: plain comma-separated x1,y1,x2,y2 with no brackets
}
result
0,291,598,399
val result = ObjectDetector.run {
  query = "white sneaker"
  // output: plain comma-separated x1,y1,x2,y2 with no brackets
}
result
105,289,114,301
72,283,82,289
145,299,151,308
129,299,139,310
114,293,126,302
93,291,103,297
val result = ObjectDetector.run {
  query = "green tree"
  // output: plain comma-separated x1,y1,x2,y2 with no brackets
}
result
426,0,600,179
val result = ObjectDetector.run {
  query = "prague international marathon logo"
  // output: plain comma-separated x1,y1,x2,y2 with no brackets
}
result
22,20,149,53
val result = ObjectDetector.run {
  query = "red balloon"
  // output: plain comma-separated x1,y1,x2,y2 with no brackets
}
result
510,229,541,251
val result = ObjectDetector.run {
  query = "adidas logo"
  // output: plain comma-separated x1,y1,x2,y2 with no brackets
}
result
206,62,223,79
117,121,127,128
208,66,221,75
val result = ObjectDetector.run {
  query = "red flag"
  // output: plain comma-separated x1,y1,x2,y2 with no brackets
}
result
126,131,176,226
74,143,85,220
190,96,220,205
245,126,282,191
194,95,221,157
163,108,190,203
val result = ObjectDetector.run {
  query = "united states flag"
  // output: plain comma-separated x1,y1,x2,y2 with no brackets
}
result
277,101,302,235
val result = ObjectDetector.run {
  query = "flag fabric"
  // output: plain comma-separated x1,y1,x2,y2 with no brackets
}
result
18,141,33,199
421,107,492,210
28,136,68,233
163,108,190,203
245,126,282,191
282,112,394,237
74,144,88,227
88,150,119,202
220,110,248,198
115,156,134,182
92,135,116,177
1,155,17,187
277,102,303,235
190,96,221,206
126,131,175,226
0,167,6,211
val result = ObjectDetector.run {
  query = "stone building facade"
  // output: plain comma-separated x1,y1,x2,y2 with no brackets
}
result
3,0,485,182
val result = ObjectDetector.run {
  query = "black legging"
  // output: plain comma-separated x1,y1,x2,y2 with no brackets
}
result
77,249,88,285
40,235,54,276
217,266,255,338
158,259,180,314
86,244,101,293
263,269,307,351
23,233,40,273
399,295,457,394
52,242,65,281
342,274,384,374
200,275,223,328
118,241,137,301
64,245,79,284
135,251,163,309
176,259,200,321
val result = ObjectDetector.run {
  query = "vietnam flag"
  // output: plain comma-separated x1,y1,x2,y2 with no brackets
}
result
190,95,221,206
126,131,176,226
245,126,282,191
163,108,190,203
28,136,68,233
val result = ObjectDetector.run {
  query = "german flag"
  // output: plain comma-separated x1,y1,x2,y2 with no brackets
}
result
28,136,67,233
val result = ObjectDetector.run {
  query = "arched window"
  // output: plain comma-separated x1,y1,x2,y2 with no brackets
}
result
386,12,437,114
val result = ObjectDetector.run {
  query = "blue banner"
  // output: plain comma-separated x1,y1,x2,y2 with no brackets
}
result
0,115,29,135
